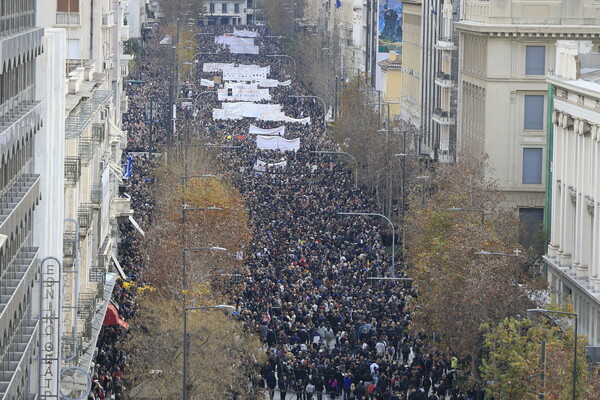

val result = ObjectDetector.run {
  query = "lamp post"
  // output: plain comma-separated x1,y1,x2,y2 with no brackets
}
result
265,54,296,72
182,246,227,294
474,249,521,316
338,212,395,276
183,305,236,400
288,95,327,130
311,150,357,190
527,308,578,400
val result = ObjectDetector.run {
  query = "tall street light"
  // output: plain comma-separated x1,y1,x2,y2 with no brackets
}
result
338,212,395,276
288,95,327,130
311,150,357,190
527,308,578,400
182,247,227,294
474,249,521,317
183,305,236,400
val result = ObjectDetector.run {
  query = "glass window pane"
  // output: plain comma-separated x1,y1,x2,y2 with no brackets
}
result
524,95,544,130
523,148,543,184
526,46,545,75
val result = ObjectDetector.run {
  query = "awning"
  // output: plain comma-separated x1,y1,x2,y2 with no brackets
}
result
128,215,145,237
110,252,128,280
108,118,126,139
103,303,129,329
108,160,124,184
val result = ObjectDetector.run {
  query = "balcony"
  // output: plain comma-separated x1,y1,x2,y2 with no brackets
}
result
435,72,455,88
102,12,115,28
0,174,40,229
78,137,94,164
63,230,77,269
120,25,130,41
111,197,132,218
77,203,94,233
435,35,456,51
91,184,102,205
66,90,113,139
56,12,80,25
64,157,81,184
92,123,105,142
432,108,456,126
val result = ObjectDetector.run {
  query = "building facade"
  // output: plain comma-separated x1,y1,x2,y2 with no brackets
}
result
35,0,132,396
546,40,600,348
398,0,422,130
455,0,600,232
201,0,251,25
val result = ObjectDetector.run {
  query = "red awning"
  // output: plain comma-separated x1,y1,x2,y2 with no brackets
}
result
103,304,129,329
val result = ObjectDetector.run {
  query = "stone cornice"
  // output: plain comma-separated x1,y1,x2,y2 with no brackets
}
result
455,21,600,39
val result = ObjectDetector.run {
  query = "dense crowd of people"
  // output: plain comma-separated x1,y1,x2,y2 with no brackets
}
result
87,23,474,400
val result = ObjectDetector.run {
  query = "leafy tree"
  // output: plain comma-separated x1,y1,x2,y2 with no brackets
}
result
141,145,252,298
404,154,547,373
480,315,591,400
122,293,265,400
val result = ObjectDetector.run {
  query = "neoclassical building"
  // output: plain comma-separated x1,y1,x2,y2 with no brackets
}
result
546,41,600,348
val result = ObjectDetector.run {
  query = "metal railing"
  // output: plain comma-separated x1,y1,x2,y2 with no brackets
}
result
63,230,77,269
91,184,102,205
77,204,94,231
56,12,80,25
89,266,106,284
0,10,35,36
92,123,105,142
436,72,455,81
78,137,94,163
64,157,81,184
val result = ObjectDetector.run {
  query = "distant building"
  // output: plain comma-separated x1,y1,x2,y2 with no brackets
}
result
546,40,600,348
456,0,600,236
201,0,251,26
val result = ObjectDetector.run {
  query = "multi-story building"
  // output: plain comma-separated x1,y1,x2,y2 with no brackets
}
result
304,0,378,86
379,51,403,119
455,0,600,233
35,0,132,394
0,1,47,397
201,0,251,25
545,40,600,348
125,0,146,39
398,0,422,129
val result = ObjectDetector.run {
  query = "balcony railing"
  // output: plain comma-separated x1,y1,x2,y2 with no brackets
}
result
56,12,80,25
102,13,114,27
63,230,77,268
0,10,35,36
92,123,105,142
78,137,94,163
89,266,106,284
91,184,102,205
432,108,456,125
64,157,81,184
435,72,455,88
77,204,94,232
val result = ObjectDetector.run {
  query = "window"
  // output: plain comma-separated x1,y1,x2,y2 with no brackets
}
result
222,3,227,13
519,208,544,249
235,3,240,13
57,0,79,12
68,39,80,59
524,95,544,130
522,148,543,184
247,0,253,7
526,46,545,75
209,3,215,13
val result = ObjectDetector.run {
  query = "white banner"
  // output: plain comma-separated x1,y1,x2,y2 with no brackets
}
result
201,78,215,87
223,66,269,81
215,35,255,46
253,159,287,171
234,28,259,38
217,83,271,102
249,124,285,136
229,45,260,54
258,79,292,88
256,136,301,152
213,103,311,125
203,63,235,72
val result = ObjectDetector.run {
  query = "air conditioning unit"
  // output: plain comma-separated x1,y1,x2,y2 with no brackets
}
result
104,59,114,70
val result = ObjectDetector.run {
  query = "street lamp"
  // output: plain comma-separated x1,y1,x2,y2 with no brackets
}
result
183,304,236,400
182,247,227,294
288,95,327,130
527,308,578,400
338,212,396,276
265,54,296,72
474,249,521,317
310,150,357,190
